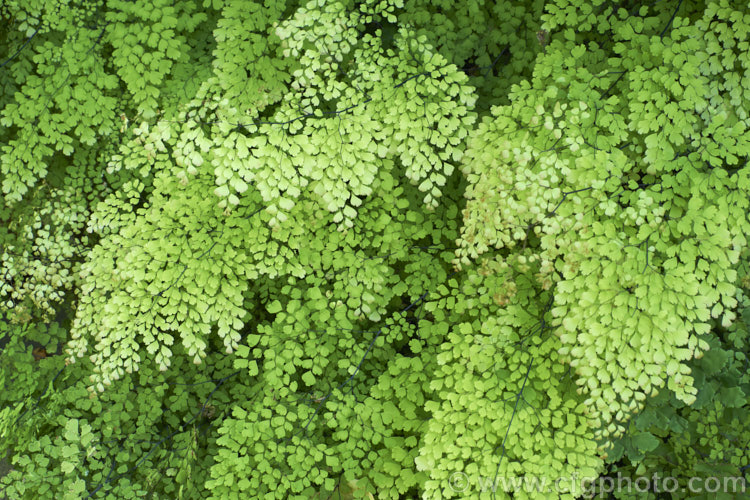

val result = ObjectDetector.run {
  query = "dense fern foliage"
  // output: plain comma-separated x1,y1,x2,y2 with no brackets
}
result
1,0,748,498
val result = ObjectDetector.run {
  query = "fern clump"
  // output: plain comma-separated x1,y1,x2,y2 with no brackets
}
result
1,0,748,498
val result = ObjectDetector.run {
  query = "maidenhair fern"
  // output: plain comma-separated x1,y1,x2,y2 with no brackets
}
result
1,0,748,499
